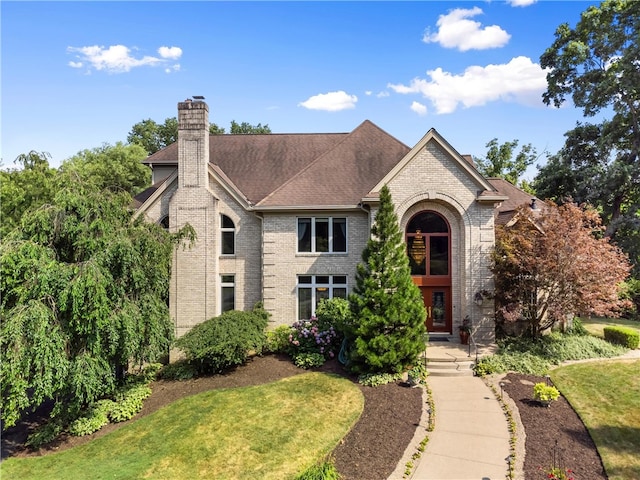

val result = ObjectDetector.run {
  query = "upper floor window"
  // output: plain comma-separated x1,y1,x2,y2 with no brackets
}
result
406,211,450,277
221,214,235,255
297,217,347,253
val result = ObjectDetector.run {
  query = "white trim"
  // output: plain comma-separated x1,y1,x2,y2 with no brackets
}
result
296,274,348,320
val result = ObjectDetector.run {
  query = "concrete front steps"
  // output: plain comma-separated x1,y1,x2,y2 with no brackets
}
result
426,338,477,377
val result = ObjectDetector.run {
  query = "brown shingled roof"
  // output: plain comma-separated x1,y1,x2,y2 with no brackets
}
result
487,177,543,225
144,121,409,207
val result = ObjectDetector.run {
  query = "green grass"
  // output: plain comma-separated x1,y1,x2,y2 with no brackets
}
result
551,360,640,480
1,372,364,480
580,317,640,341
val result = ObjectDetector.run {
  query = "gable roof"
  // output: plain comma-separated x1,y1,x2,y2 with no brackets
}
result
143,120,410,209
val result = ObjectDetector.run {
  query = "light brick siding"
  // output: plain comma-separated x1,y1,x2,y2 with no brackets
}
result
262,211,369,327
388,142,496,344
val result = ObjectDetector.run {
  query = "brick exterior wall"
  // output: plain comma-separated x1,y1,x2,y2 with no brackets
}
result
138,101,499,351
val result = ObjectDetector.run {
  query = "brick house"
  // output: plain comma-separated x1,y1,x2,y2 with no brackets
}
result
134,98,510,345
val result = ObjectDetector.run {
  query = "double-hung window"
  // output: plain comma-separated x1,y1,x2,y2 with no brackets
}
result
297,275,347,320
297,217,347,253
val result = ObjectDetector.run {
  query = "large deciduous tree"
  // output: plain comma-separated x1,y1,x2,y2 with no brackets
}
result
492,203,630,337
0,181,193,428
348,186,426,374
474,138,538,191
538,0,640,248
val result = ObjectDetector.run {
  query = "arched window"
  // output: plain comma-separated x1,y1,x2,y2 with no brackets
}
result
221,214,235,255
406,212,450,276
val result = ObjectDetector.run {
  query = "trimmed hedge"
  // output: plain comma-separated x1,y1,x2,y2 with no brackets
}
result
175,307,269,373
603,326,640,349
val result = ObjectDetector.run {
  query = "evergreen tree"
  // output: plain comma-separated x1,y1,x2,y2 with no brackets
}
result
348,186,426,374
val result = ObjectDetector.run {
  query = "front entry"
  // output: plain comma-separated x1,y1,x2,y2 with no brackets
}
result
421,287,451,332
406,211,452,333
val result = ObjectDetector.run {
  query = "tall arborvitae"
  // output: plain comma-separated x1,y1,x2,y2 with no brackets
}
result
348,185,426,374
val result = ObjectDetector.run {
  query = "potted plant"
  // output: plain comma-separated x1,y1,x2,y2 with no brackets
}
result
533,382,560,407
459,317,471,345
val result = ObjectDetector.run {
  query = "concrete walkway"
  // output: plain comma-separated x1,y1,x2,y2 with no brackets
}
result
390,341,511,480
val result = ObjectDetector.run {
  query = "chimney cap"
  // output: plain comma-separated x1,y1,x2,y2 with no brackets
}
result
193,95,205,100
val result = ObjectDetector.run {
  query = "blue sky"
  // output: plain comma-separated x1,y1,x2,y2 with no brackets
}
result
2,1,602,179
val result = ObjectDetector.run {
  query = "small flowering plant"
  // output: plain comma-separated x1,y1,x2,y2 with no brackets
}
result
540,466,575,480
288,316,341,360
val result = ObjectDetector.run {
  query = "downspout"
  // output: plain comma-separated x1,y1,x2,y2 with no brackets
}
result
253,211,265,317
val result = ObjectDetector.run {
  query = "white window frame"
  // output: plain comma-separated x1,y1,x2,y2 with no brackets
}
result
220,214,236,256
297,217,347,254
297,275,348,320
220,274,235,313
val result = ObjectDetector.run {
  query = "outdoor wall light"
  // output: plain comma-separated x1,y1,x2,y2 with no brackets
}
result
474,291,484,306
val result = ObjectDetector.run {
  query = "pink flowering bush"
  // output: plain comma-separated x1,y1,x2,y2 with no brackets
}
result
288,316,340,360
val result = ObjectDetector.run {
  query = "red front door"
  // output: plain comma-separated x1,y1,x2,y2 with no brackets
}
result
421,286,451,332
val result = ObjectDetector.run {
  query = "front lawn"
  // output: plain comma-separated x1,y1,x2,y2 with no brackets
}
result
580,317,640,341
551,360,640,480
1,372,364,480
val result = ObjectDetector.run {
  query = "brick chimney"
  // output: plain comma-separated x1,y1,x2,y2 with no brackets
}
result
178,98,209,188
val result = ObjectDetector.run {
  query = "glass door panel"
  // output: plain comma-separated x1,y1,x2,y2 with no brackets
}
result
423,287,451,333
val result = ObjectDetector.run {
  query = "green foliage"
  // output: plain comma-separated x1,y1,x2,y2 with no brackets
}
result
229,120,272,134
158,360,198,381
565,318,589,336
68,400,114,436
295,460,341,480
60,142,150,195
1,182,190,428
474,138,538,189
109,384,152,423
620,278,640,318
25,420,64,449
357,372,402,387
603,326,640,349
474,333,627,376
348,186,427,374
533,383,560,403
175,308,268,374
265,325,294,354
293,352,326,369
288,316,341,361
316,297,353,337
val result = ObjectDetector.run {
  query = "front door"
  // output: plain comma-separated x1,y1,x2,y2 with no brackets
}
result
406,211,452,333
422,287,451,332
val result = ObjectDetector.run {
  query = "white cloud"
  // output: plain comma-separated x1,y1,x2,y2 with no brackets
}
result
365,90,373,96
423,7,511,51
507,0,537,6
165,64,181,74
67,44,182,73
376,91,390,98
388,56,548,114
298,91,358,112
158,46,182,59
410,101,428,116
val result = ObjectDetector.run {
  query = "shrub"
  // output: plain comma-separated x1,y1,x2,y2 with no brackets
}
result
175,307,269,374
604,326,640,349
565,317,589,336
109,384,152,423
289,316,341,360
68,399,114,436
316,297,352,336
293,352,326,369
266,324,293,354
295,460,341,480
533,382,560,403
357,372,402,387
25,420,64,449
158,360,198,380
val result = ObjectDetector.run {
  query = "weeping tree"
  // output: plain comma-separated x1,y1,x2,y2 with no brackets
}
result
1,180,193,428
348,186,426,374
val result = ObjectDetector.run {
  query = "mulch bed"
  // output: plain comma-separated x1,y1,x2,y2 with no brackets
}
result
1,357,608,480
501,373,607,480
1,354,423,480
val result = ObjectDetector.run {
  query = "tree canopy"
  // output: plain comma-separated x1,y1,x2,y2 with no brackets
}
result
128,117,272,154
1,181,193,428
474,138,538,191
538,0,640,242
492,203,630,337
348,186,426,374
